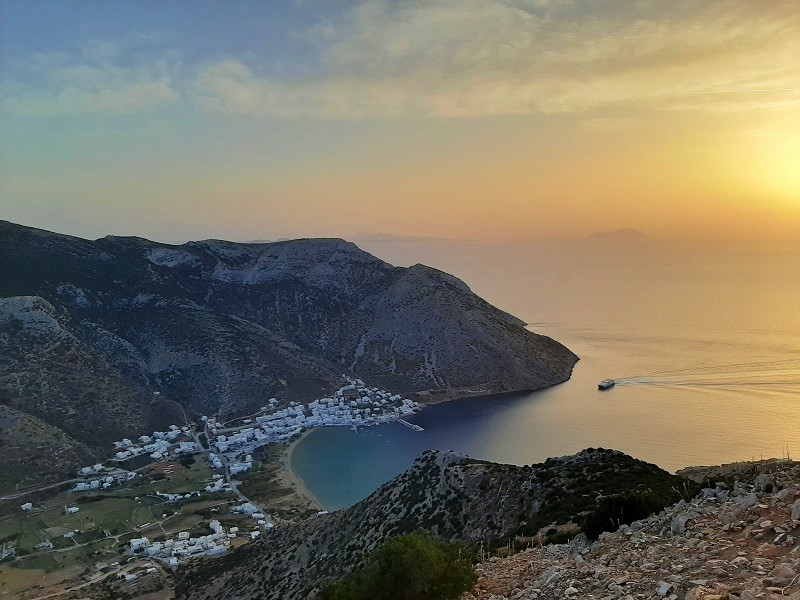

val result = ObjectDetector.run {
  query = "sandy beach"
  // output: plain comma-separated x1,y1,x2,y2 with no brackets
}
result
277,429,325,512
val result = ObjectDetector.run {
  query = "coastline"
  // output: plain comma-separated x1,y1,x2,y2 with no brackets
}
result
411,374,576,407
279,429,325,512
280,383,577,512
414,388,525,406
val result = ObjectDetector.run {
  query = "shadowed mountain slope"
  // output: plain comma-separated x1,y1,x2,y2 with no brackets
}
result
0,220,577,491
179,449,689,600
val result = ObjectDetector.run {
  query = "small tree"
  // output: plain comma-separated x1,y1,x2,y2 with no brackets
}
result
320,533,477,600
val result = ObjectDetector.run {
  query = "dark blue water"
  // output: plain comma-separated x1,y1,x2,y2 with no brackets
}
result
291,392,539,510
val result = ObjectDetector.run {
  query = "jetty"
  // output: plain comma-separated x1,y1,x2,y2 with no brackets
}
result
397,419,424,432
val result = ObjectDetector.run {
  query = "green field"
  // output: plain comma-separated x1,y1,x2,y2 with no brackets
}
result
238,445,292,504
0,458,222,598
0,456,222,559
131,460,215,497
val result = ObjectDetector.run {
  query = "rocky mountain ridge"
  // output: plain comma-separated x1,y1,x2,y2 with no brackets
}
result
179,448,688,600
462,459,800,600
0,220,578,491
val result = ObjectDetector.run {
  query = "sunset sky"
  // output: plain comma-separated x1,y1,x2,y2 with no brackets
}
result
1,0,799,243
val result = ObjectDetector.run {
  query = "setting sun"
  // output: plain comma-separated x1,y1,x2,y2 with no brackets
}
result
761,135,800,202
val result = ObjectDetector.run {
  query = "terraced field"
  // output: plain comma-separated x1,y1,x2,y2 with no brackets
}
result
0,454,228,600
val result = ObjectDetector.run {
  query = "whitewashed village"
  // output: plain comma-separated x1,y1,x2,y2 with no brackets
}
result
11,377,422,579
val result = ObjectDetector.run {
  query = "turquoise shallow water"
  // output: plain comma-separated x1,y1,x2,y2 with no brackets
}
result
291,241,800,511
290,392,536,510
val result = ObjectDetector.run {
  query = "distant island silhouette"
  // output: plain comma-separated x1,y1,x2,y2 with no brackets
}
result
352,232,473,243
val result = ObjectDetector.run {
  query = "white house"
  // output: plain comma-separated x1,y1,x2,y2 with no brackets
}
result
233,503,259,515
129,537,150,551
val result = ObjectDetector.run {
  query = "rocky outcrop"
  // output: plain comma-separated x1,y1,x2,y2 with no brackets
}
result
462,459,800,600
0,295,185,492
0,220,577,488
179,449,687,600
0,405,97,492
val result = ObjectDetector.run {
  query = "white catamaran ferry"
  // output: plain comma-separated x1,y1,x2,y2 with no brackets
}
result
598,379,616,390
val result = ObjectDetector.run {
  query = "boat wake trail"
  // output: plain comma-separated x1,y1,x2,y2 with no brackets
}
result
610,359,800,389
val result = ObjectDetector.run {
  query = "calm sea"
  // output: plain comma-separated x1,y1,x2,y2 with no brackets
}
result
291,239,800,510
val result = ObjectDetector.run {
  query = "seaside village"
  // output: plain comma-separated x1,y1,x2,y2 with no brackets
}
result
17,378,421,572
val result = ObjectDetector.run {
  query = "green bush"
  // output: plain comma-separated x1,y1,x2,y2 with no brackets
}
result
583,489,679,539
320,533,477,600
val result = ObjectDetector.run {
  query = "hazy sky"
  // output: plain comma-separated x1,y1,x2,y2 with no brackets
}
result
1,0,799,243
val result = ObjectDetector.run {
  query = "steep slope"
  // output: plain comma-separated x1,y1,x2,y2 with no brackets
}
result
179,449,688,600
0,296,174,445
0,296,185,491
462,460,800,600
0,220,578,488
0,405,96,491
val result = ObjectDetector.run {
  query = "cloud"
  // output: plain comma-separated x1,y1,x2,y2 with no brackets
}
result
4,67,177,116
195,0,800,119
195,60,423,119
3,39,179,116
6,1,800,119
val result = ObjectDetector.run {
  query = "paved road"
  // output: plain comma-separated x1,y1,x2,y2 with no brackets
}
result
21,559,164,600
200,421,275,527
22,571,111,600
0,479,80,502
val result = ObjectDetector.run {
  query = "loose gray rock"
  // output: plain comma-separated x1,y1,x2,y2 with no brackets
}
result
737,493,758,509
771,563,797,586
671,513,694,534
754,473,774,492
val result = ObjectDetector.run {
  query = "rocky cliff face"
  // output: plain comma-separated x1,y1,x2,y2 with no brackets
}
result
0,220,577,490
462,459,800,600
0,295,185,489
179,449,686,600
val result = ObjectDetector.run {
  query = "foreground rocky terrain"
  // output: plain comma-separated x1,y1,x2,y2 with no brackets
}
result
17,453,799,600
462,459,800,600
179,449,689,599
0,220,577,491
